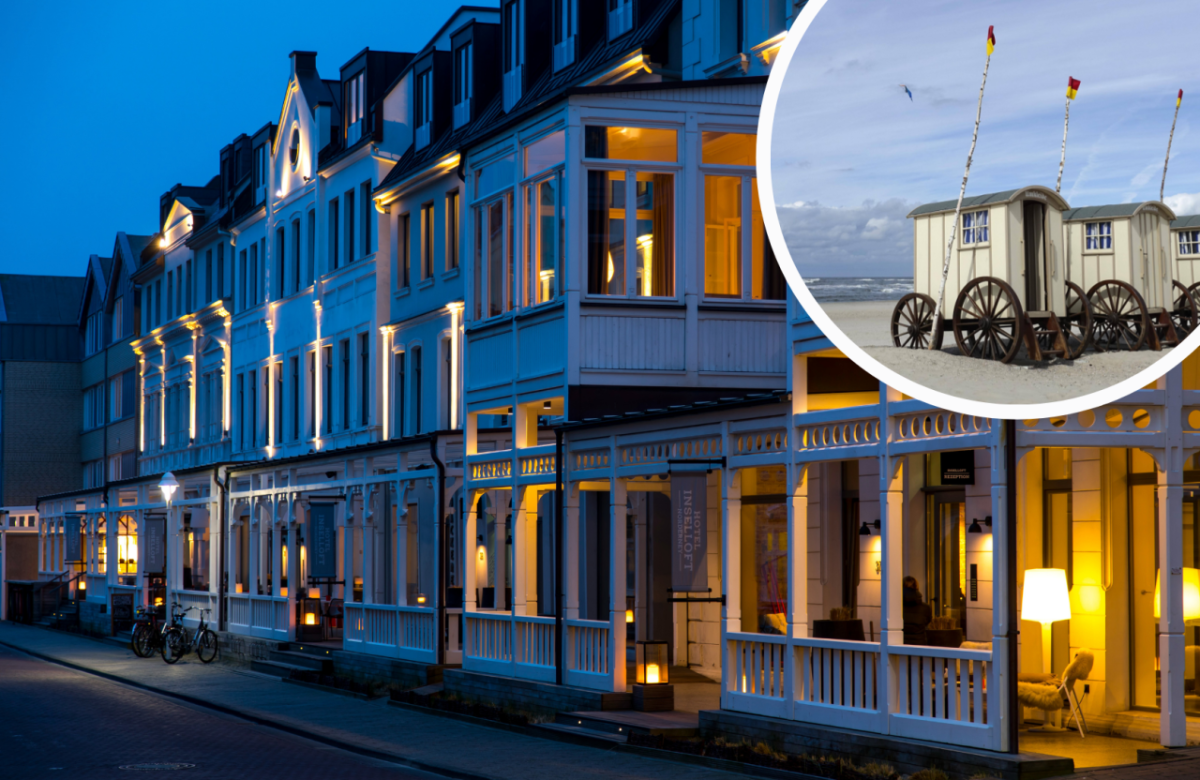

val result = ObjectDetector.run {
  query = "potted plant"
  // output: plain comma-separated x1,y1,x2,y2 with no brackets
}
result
926,614,964,648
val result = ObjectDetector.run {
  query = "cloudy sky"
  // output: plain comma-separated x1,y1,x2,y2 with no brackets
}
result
771,0,1197,278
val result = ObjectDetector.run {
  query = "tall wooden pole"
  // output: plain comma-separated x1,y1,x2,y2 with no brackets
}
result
1161,90,1183,202
930,28,995,348
1057,99,1070,194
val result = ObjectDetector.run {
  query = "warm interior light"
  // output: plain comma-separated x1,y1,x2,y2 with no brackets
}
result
1154,567,1200,623
416,594,427,605
625,609,634,624
154,596,164,606
1021,568,1072,625
280,587,288,598
304,612,317,626
645,663,660,685
308,587,320,599
606,251,615,283
235,583,244,594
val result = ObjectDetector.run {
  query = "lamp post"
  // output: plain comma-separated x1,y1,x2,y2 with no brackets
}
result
159,472,179,505
157,472,179,609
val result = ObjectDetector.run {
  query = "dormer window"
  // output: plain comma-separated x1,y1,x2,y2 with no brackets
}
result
346,71,365,143
415,68,434,150
454,42,473,130
553,0,577,70
502,1,523,111
289,128,300,169
254,144,267,193
608,0,633,40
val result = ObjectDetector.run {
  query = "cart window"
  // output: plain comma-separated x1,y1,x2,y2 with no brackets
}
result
1086,221,1112,250
1179,230,1200,256
962,210,989,244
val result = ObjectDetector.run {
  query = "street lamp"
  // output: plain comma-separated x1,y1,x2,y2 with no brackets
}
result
159,472,179,505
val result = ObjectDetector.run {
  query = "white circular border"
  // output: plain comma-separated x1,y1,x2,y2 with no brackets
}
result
757,0,1200,420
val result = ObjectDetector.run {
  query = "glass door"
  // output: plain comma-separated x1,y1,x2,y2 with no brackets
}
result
926,493,966,626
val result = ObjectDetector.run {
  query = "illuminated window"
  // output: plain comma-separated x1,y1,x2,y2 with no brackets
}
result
289,127,300,169
702,131,756,166
526,171,564,305
584,126,676,163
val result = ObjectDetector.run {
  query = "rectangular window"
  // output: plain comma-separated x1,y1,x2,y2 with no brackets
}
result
394,351,406,439
205,249,213,302
421,202,435,280
340,338,350,431
217,243,225,299
306,211,316,286
415,69,434,130
239,250,247,311
361,181,372,255
1086,220,1112,251
524,130,565,177
290,356,300,441
475,196,513,318
345,189,356,261
446,191,460,270
705,176,741,298
398,212,411,288
526,171,565,304
455,43,473,106
292,219,301,293
359,333,369,428
308,352,316,438
236,374,245,450
329,198,340,271
585,126,677,163
474,154,516,200
185,259,193,313
555,0,576,45
443,338,452,429
111,296,123,343
249,242,259,307
276,227,286,298
1181,230,1200,256
701,131,756,166
411,345,422,435
83,384,104,430
249,369,258,449
167,271,174,321
504,1,520,71
345,71,365,130
587,170,625,295
274,362,283,445
962,210,990,245
322,346,333,435
633,172,673,297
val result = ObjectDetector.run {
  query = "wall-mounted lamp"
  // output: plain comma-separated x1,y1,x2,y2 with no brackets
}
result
967,515,993,534
858,519,880,536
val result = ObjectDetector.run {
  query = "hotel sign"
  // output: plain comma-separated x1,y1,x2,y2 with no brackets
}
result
64,515,83,562
308,503,338,579
941,450,975,485
144,516,166,574
671,473,708,593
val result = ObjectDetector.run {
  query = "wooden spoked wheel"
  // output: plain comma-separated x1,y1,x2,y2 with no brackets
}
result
1088,280,1149,352
1172,280,1198,340
1063,281,1093,360
952,277,1024,363
891,292,944,350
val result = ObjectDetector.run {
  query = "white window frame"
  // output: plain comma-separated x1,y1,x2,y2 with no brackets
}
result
1085,220,1113,252
1178,229,1200,256
961,209,990,246
523,166,565,307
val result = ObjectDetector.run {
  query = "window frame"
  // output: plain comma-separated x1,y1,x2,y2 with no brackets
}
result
445,190,460,272
1084,220,1113,253
472,190,516,321
522,166,566,307
1180,229,1200,256
420,201,436,281
960,209,990,247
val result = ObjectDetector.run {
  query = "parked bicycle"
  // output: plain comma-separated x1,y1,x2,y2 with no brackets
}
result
131,603,173,658
160,606,218,664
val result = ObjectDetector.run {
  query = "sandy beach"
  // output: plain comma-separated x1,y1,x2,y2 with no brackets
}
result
820,301,1175,405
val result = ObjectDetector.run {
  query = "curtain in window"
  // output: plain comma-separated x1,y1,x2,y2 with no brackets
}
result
651,173,673,296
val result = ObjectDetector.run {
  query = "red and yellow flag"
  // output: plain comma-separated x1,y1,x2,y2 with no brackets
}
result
1066,77,1081,100
986,26,996,56
1179,89,1185,108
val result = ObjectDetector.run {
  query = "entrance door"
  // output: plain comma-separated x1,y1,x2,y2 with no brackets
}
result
927,492,966,625
1023,201,1047,311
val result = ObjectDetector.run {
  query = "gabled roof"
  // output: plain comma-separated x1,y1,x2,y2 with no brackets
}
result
908,185,1070,218
1063,201,1176,222
377,0,682,196
0,274,86,325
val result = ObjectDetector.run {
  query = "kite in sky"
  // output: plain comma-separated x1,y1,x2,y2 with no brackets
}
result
900,84,913,101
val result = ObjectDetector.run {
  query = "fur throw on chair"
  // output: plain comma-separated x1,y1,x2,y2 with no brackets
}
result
1017,681,1065,710
1062,649,1094,685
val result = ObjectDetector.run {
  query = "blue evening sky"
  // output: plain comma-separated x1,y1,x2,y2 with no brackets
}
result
771,0,1197,277
0,1,495,278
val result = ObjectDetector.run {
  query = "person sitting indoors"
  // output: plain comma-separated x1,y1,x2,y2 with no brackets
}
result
902,576,932,645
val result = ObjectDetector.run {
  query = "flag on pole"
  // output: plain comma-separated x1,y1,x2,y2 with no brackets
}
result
1179,89,1185,107
986,26,996,55
1066,77,1081,100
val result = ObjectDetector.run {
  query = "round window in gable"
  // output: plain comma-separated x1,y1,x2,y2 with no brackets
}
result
289,128,300,168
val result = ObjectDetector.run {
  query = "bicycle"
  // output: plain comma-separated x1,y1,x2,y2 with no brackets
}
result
131,603,173,658
161,607,219,664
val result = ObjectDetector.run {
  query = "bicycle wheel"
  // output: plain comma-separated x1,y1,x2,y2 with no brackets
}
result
131,624,152,658
196,629,219,664
161,628,185,664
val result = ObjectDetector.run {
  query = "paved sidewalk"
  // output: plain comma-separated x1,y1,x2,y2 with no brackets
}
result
0,623,746,780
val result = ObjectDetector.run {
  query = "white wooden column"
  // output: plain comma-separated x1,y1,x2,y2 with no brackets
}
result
248,502,260,596
1158,365,1187,747
463,489,479,612
512,487,530,616
721,469,743,704
494,495,508,610
397,489,410,606
341,501,354,602
135,509,147,604
989,429,1012,752
361,494,375,606
609,477,628,692
788,463,809,638
564,486,580,620
879,455,905,710
271,504,283,599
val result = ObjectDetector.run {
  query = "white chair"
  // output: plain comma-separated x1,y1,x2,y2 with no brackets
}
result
1057,649,1094,737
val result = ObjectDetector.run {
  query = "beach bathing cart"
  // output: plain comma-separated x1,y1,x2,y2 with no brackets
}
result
891,186,1195,362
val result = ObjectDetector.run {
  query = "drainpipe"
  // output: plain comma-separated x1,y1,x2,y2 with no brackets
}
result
215,465,229,632
554,427,564,686
430,432,446,667
1005,419,1019,754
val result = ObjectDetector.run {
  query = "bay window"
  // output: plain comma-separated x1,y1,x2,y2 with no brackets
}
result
472,154,516,320
701,130,784,300
585,126,677,298
523,130,566,306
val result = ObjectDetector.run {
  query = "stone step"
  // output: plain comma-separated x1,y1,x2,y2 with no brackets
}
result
269,649,332,672
533,722,628,747
554,710,699,738
283,642,338,658
251,659,314,678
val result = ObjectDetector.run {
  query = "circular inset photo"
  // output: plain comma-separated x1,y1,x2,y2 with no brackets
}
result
760,0,1198,417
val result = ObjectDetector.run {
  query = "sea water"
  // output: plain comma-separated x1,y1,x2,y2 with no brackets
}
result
801,277,913,303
